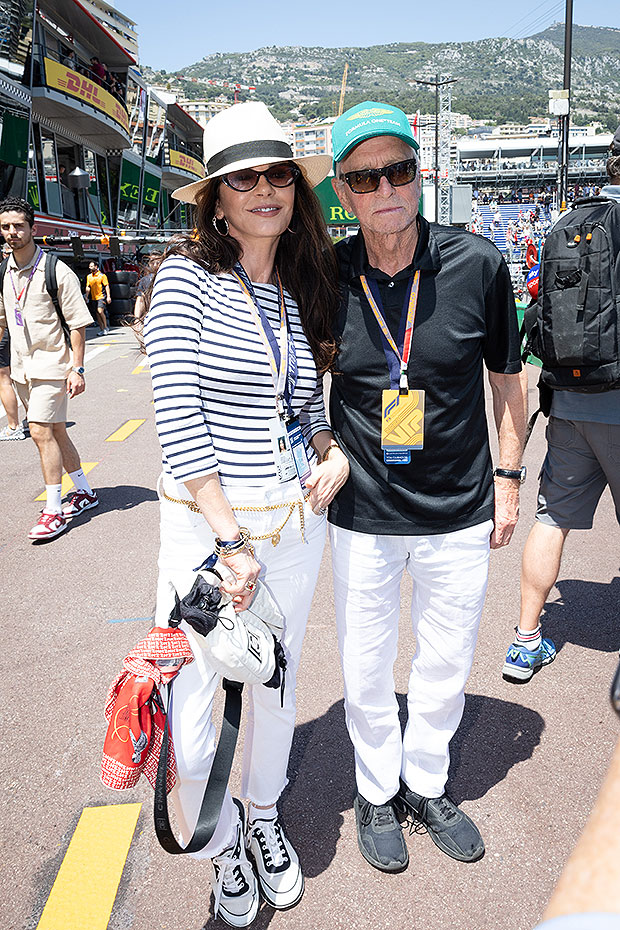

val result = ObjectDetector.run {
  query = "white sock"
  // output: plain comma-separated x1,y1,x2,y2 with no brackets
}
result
516,624,542,651
45,484,62,513
249,802,277,823
69,468,93,495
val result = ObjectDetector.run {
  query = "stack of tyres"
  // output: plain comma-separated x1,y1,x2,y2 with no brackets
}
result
107,270,138,325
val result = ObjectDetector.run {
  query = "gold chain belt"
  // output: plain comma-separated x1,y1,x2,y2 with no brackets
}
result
161,488,311,546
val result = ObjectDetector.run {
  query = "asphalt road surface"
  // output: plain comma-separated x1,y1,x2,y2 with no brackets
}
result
1,326,618,930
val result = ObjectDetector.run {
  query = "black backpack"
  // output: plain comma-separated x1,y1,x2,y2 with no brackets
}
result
524,196,620,393
0,252,71,345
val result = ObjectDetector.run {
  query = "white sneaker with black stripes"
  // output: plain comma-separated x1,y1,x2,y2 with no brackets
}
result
211,799,259,928
246,814,304,910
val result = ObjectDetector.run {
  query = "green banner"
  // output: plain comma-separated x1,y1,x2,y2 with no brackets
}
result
314,177,358,226
0,112,29,169
143,169,161,209
119,156,140,205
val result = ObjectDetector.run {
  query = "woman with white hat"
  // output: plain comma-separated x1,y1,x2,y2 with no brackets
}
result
143,102,349,926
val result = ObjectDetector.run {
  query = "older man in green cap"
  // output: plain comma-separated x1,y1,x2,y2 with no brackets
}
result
327,101,527,872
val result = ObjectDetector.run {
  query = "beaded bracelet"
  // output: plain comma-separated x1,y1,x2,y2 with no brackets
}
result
214,527,254,559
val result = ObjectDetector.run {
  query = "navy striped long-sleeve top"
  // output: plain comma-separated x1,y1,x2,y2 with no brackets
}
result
143,255,330,489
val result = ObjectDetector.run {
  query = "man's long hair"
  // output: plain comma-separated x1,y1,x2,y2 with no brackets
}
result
148,174,339,372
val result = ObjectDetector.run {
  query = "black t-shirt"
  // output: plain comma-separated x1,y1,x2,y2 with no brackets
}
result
329,216,522,535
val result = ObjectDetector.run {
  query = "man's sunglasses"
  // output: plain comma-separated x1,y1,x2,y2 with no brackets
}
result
340,158,418,194
222,163,301,192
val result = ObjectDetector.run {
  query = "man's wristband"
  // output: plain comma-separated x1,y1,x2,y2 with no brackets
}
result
493,466,526,483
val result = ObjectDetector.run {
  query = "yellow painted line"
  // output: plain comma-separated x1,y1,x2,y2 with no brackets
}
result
131,356,149,374
36,803,141,930
35,463,98,501
117,388,128,393
105,419,145,442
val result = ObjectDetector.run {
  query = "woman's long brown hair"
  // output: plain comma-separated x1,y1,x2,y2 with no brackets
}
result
151,171,340,373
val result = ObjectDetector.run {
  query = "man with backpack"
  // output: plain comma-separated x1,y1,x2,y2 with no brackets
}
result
503,132,620,682
0,197,99,541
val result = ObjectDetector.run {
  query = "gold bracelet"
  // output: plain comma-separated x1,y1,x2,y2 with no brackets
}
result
320,442,342,464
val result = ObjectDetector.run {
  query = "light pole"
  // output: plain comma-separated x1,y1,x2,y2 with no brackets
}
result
413,75,457,221
559,0,574,211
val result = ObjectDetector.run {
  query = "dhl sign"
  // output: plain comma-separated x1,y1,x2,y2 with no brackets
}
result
43,58,130,135
168,149,204,179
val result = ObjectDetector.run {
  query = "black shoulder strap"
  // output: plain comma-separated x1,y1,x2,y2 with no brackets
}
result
154,678,243,854
0,257,7,290
44,254,71,346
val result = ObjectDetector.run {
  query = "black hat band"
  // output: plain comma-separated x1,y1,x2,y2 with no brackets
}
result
207,140,294,176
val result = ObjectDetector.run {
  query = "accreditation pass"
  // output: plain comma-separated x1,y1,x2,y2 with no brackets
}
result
381,389,425,465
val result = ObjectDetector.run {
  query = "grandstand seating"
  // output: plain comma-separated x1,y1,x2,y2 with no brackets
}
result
474,202,550,255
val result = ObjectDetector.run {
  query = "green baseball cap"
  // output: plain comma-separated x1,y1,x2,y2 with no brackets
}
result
332,100,419,167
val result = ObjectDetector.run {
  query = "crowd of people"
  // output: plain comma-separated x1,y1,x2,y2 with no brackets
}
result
59,42,125,103
1,99,618,930
470,197,553,266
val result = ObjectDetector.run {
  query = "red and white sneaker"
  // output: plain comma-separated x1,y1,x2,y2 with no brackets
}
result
28,510,68,541
62,489,99,517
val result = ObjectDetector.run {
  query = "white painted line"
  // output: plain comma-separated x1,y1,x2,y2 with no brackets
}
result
84,344,111,364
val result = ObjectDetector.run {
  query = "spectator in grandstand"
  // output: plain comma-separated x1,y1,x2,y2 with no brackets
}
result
505,220,517,263
90,57,107,86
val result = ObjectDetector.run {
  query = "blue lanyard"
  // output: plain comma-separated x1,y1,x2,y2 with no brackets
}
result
232,262,298,418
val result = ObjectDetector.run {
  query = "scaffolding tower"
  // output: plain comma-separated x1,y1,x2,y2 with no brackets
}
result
438,76,453,225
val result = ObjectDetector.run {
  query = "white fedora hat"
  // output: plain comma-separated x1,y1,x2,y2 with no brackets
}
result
173,101,332,204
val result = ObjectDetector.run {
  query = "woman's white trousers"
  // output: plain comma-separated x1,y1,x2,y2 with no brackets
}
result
155,473,325,859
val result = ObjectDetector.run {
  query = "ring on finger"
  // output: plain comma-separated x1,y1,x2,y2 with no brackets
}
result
244,580,257,592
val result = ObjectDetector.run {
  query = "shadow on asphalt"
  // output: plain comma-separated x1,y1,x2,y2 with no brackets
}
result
67,484,158,522
447,693,544,803
198,692,545,928
542,576,620,655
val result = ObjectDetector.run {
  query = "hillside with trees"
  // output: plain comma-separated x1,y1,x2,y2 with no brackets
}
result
144,24,620,129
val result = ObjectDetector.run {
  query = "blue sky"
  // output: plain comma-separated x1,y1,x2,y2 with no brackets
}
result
120,0,619,72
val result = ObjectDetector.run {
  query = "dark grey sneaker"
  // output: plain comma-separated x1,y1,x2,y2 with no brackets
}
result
353,793,409,873
394,781,484,863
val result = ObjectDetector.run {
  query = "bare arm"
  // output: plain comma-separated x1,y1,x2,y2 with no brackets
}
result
488,368,528,548
66,327,86,398
184,472,260,611
543,737,620,920
105,284,111,303
134,294,146,322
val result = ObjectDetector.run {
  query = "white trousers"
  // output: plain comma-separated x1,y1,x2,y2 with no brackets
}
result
330,520,493,804
155,473,326,859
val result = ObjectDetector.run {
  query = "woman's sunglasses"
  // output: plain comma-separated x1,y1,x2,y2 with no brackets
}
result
340,158,418,194
222,163,301,192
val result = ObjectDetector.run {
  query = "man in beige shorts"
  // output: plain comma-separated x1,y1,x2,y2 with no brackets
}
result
0,197,99,541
